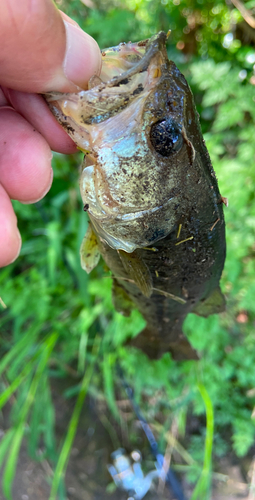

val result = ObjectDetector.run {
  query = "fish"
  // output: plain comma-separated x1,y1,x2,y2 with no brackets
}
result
44,32,226,360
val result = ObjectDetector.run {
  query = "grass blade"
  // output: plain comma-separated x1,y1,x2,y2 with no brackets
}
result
49,336,101,500
0,430,15,470
191,384,214,500
2,333,58,500
103,353,120,421
0,357,39,411
0,326,40,378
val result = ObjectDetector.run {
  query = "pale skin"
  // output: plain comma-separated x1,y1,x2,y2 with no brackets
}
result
0,0,102,267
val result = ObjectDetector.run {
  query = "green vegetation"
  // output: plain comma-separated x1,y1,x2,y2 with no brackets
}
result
1,0,255,498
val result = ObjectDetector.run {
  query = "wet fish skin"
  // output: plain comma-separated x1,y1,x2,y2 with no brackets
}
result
44,32,226,360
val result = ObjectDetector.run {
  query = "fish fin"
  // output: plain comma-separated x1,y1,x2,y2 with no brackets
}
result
192,286,225,318
80,223,100,273
118,250,153,298
127,327,198,361
112,279,134,317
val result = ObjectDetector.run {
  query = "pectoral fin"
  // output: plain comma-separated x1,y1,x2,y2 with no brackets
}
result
192,286,225,318
118,250,153,298
112,279,134,317
80,223,100,273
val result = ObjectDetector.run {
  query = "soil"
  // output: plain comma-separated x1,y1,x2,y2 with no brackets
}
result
0,379,251,500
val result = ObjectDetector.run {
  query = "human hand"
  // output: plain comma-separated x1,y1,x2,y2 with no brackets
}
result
0,0,101,267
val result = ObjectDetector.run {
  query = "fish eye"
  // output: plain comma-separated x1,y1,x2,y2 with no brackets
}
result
150,118,183,157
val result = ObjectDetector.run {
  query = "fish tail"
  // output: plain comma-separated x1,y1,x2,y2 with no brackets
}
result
127,326,198,361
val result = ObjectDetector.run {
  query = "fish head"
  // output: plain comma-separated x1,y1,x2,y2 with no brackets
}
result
45,32,200,252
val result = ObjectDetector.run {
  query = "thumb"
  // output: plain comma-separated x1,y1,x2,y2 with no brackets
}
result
0,0,101,93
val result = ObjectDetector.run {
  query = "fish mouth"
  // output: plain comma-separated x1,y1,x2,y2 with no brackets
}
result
45,32,168,133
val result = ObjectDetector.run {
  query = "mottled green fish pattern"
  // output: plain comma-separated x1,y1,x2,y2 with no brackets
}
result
45,32,226,360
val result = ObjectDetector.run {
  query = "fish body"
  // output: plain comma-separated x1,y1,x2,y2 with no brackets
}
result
45,32,226,360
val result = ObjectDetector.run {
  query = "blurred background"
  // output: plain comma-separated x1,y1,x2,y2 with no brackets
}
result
1,0,255,498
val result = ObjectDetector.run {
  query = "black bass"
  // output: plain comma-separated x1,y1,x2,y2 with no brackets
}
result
45,32,226,360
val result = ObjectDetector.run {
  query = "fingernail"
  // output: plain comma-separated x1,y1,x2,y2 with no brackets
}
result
63,21,102,89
